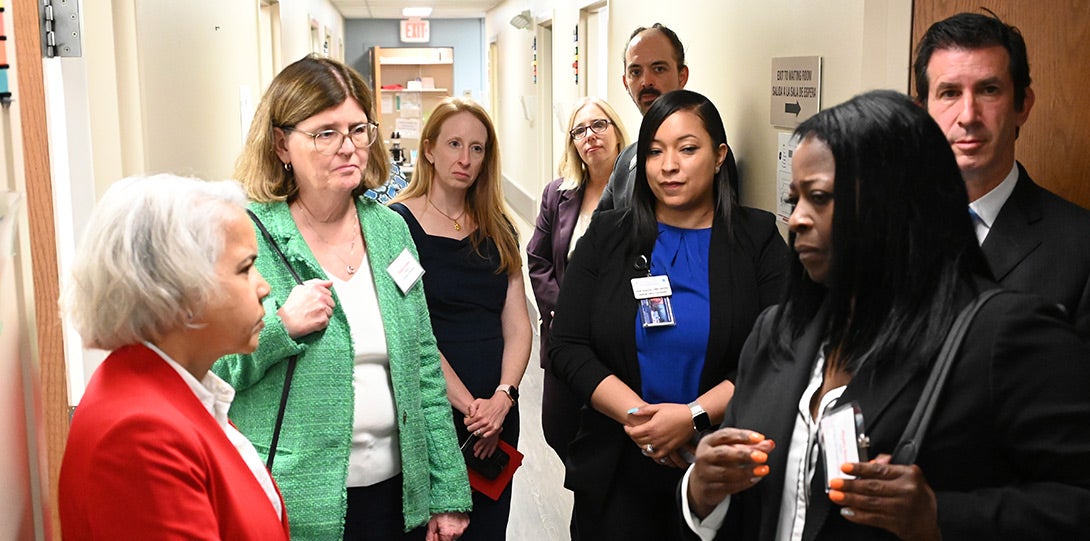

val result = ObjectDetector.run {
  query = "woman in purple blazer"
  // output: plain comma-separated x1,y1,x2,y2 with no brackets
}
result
527,97,628,463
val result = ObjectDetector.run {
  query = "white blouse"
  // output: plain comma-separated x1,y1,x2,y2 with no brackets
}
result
326,253,401,487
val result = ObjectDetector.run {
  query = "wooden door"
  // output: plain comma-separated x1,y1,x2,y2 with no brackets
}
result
12,0,69,537
912,1,1090,209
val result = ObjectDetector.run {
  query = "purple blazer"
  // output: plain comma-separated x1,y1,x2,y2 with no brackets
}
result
526,178,585,368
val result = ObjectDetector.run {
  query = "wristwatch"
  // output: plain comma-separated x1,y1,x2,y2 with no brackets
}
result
688,401,711,432
496,384,519,405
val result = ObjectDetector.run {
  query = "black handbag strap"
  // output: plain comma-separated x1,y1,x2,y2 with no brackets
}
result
245,209,302,471
891,288,1003,465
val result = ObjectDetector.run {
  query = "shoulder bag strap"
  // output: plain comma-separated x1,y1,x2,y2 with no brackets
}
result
891,288,1003,465
245,209,302,472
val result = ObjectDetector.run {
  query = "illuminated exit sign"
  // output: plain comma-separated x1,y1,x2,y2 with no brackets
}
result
400,19,430,43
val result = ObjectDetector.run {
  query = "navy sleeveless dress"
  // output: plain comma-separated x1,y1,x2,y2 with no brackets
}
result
390,203,518,541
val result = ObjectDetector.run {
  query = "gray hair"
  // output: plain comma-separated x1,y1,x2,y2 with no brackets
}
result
62,174,249,351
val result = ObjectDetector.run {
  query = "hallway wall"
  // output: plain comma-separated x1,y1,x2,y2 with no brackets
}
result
485,0,911,219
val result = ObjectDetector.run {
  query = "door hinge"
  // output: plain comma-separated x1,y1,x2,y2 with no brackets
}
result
39,0,82,58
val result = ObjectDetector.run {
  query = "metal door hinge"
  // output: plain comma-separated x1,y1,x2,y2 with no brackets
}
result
39,0,82,58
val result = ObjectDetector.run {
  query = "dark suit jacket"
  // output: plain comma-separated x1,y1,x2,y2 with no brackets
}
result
984,164,1090,337
707,285,1090,541
526,177,585,365
60,344,291,540
596,142,638,212
550,207,788,510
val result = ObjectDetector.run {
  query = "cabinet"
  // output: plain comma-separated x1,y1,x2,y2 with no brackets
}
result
370,46,454,169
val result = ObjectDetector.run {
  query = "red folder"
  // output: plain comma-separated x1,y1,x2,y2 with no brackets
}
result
466,439,523,501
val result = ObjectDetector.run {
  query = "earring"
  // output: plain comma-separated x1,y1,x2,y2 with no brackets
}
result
715,166,721,173
283,162,293,172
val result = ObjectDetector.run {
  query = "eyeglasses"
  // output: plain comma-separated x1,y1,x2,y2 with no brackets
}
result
281,122,379,155
569,118,612,141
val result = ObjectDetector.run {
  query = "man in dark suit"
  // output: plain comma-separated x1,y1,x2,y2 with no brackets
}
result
915,12,1090,337
596,23,688,212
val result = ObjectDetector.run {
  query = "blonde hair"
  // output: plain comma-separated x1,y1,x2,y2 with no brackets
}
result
62,175,248,351
392,97,521,275
235,54,389,202
557,97,629,191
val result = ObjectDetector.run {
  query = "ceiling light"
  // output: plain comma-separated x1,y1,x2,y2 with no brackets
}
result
402,7,433,18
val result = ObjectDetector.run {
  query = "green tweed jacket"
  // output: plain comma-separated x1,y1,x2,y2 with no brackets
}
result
213,198,471,540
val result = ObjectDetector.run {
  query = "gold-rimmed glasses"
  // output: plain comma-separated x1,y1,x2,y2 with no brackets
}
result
281,122,379,155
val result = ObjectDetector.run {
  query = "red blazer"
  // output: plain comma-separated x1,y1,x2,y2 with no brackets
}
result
60,344,290,540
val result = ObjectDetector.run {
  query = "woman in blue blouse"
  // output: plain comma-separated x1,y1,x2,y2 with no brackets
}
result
548,90,788,541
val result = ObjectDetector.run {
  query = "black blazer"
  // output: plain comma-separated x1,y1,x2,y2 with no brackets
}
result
596,143,638,212
984,164,1090,337
550,207,788,508
709,283,1090,540
526,177,585,365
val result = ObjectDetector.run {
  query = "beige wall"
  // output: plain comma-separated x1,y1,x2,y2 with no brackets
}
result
84,0,346,196
72,0,346,394
486,0,912,221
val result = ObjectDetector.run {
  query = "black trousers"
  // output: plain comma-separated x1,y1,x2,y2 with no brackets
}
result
572,444,686,541
344,475,426,541
541,369,582,463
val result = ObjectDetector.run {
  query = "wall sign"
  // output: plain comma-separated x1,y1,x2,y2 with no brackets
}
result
400,19,430,43
770,56,821,127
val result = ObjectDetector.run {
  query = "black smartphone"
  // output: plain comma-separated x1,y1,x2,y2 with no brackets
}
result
460,434,510,480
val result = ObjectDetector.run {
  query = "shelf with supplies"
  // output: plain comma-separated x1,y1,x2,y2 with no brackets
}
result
384,88,450,93
371,46,454,168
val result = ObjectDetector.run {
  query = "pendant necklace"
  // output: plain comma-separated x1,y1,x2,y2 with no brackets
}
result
427,196,466,231
297,200,360,275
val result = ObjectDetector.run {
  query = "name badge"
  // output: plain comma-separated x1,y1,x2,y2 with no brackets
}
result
630,275,672,300
387,248,425,295
819,401,869,488
632,275,675,327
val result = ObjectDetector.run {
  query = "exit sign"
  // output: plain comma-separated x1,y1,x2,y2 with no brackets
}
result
400,19,430,43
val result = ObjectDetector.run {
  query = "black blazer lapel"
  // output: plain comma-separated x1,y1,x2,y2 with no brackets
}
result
752,306,829,539
701,219,735,390
553,186,583,270
982,165,1043,282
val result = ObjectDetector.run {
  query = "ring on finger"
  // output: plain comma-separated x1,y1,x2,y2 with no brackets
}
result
644,443,655,454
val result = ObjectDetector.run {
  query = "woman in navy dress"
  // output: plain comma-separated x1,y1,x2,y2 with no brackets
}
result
390,97,532,541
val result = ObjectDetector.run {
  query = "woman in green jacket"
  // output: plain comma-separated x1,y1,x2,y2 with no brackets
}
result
214,55,471,541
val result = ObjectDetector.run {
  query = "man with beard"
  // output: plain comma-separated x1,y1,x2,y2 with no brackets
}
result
597,23,689,211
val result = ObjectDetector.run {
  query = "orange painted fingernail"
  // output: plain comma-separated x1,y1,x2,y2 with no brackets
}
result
753,465,770,477
748,432,765,442
841,463,855,474
828,489,845,503
828,478,844,490
751,450,768,462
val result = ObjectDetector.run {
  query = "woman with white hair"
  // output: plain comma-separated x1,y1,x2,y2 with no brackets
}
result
58,174,290,539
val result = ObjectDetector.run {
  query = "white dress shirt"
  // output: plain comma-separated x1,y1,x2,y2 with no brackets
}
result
968,163,1019,244
682,347,845,541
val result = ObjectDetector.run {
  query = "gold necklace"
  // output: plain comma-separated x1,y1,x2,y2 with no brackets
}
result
427,197,466,231
296,200,360,275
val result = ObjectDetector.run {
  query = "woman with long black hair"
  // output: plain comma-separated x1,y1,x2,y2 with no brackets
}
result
684,90,1090,540
549,89,787,540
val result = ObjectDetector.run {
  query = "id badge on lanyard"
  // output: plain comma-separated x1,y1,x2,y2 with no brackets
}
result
631,255,675,328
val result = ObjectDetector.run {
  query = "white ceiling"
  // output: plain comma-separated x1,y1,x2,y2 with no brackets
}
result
331,0,505,19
